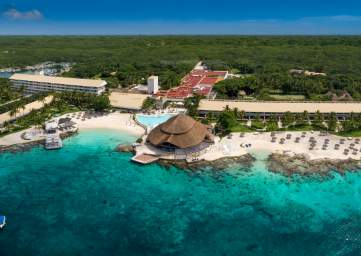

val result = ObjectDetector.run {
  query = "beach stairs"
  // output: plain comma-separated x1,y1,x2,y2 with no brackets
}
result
132,154,159,165
0,215,6,229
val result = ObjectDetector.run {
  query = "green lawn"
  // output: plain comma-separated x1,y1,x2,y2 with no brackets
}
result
336,130,361,137
283,124,316,131
230,124,253,132
251,121,266,130
269,94,306,101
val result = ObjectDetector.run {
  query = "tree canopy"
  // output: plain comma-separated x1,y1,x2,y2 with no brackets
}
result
2,36,361,94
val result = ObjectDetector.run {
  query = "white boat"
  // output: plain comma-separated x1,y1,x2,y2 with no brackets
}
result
0,216,6,229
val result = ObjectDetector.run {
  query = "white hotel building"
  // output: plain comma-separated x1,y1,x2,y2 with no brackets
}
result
10,74,107,95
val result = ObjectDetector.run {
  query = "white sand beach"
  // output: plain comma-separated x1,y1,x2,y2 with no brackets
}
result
67,112,145,136
0,128,45,146
0,112,145,147
218,131,361,161
135,130,361,163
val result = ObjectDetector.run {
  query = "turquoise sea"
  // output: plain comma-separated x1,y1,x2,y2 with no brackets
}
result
0,129,360,256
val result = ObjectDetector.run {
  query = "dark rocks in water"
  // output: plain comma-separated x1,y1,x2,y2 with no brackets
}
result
0,131,77,154
158,154,255,171
0,140,44,154
60,131,77,140
267,153,361,176
116,144,134,153
245,243,259,252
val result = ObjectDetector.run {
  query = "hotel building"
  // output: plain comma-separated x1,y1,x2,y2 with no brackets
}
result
10,74,107,95
198,99,361,120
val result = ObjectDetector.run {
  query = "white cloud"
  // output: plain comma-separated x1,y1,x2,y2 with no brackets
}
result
3,8,43,21
329,15,361,22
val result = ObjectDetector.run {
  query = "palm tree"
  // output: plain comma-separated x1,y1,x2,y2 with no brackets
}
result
233,107,240,120
9,105,20,119
327,112,337,132
314,110,324,128
302,111,309,123
239,110,245,120
282,111,294,128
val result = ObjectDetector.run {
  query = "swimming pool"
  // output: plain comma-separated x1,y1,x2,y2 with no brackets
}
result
136,113,176,128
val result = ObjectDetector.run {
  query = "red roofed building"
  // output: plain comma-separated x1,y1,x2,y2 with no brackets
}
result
157,69,228,100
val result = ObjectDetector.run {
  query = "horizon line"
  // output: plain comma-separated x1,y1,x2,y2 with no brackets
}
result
1,34,361,37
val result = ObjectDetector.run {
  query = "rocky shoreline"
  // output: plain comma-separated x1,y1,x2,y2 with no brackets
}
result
117,143,361,176
0,131,77,154
158,154,255,171
267,153,361,176
0,140,44,154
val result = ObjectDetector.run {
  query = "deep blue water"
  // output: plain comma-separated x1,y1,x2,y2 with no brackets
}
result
0,129,360,256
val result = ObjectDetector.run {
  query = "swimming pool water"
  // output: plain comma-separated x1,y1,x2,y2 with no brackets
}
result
136,113,176,128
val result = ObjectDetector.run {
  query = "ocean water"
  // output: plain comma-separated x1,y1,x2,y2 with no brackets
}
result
0,129,360,256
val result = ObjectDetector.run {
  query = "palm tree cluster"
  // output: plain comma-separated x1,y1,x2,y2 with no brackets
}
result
214,107,361,135
53,92,111,112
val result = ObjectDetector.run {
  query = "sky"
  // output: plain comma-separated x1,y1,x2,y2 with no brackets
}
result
1,0,361,35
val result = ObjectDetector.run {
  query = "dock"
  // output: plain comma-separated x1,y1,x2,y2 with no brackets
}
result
132,154,159,164
45,134,63,150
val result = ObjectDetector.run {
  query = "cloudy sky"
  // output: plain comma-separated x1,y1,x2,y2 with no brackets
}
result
1,0,361,35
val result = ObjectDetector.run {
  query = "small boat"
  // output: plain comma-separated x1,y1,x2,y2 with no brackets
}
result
0,215,6,229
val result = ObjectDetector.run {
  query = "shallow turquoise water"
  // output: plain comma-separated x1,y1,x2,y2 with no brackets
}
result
0,129,360,256
136,113,176,128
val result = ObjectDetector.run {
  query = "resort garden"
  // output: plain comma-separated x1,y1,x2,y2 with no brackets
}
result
209,107,361,137
0,92,111,137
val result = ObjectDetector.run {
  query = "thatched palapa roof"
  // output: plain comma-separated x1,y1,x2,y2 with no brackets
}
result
147,114,213,149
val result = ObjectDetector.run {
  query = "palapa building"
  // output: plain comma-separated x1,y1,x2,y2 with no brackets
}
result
147,114,214,154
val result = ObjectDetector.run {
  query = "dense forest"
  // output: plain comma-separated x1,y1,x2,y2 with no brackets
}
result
1,36,361,97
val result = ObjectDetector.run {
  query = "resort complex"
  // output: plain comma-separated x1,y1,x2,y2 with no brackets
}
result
3,58,361,166
10,74,106,95
1,34,361,256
